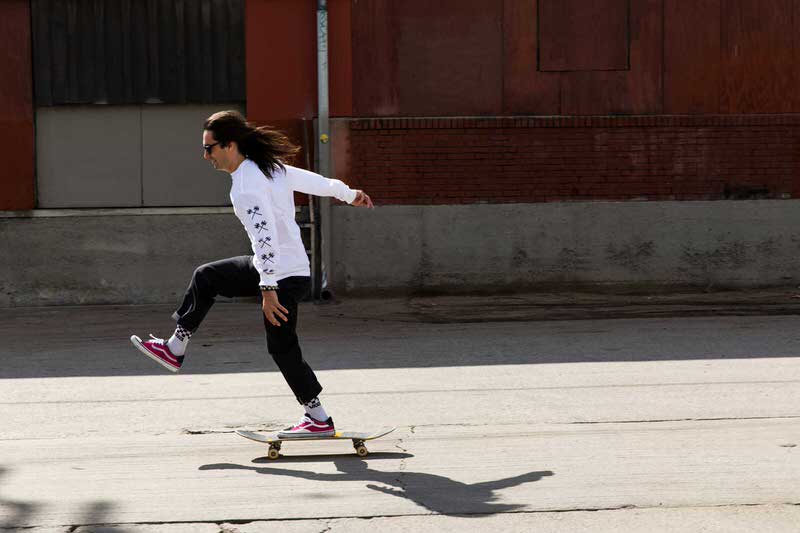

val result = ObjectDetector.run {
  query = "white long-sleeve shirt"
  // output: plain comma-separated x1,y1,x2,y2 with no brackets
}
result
230,159,357,286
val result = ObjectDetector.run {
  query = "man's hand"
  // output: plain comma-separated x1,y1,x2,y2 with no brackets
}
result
261,289,289,327
352,190,374,208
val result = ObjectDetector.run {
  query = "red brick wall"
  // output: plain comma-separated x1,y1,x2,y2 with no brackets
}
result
347,116,800,205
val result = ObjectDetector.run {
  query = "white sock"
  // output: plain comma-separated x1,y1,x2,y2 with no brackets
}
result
166,325,192,356
303,397,329,421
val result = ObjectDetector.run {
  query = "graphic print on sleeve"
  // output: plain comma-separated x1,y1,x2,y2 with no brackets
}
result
235,193,280,284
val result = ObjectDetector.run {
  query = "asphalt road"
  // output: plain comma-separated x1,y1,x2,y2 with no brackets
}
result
1,296,800,532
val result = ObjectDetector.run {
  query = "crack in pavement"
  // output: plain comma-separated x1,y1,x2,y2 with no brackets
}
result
177,417,800,445
393,427,412,494
569,415,800,425
8,378,800,406
18,502,800,531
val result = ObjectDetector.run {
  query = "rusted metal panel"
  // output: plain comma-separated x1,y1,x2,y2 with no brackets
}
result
394,0,503,116
329,0,353,117
560,71,630,115
0,2,34,122
246,0,350,122
353,0,502,116
795,0,800,112
560,0,661,115
663,0,721,113
720,0,795,113
0,0,35,209
32,0,244,106
246,0,316,121
624,0,662,113
538,0,629,72
503,0,560,114
352,0,399,116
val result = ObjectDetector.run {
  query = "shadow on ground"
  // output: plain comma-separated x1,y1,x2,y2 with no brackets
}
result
0,466,122,531
199,457,554,515
0,467,37,530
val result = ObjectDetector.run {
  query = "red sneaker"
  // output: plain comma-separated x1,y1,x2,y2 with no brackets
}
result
130,334,184,372
277,414,336,438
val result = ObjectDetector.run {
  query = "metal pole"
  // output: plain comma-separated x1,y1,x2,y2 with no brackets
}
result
313,0,329,301
317,0,330,178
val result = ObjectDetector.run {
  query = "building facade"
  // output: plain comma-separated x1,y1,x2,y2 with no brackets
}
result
2,1,800,304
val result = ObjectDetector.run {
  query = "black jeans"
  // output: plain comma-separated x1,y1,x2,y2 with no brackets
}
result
172,255,322,404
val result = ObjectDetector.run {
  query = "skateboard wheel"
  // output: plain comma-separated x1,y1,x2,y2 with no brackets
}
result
268,447,280,460
355,445,369,457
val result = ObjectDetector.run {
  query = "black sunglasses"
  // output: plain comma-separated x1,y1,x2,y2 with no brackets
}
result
203,142,220,154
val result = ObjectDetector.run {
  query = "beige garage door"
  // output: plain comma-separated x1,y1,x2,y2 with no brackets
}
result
36,104,245,208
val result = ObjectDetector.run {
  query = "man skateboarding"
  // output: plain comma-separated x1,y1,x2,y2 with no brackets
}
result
131,110,373,438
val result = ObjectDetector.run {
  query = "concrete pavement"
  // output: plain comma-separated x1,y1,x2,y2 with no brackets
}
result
1,294,800,531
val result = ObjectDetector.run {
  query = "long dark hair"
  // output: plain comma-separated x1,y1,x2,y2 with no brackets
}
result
203,110,299,178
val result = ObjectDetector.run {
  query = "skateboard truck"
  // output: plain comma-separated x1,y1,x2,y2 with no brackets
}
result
352,439,368,458
266,438,368,460
236,428,395,460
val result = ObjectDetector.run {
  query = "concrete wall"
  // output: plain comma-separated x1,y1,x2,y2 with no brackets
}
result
0,209,250,307
328,200,800,294
3,200,800,307
36,104,243,208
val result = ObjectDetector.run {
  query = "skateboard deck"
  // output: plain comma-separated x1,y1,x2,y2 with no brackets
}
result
235,427,396,459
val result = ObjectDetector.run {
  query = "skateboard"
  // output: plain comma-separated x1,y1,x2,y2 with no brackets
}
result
235,427,396,459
